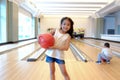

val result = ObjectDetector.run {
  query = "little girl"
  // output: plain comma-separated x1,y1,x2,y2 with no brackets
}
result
45,17,74,80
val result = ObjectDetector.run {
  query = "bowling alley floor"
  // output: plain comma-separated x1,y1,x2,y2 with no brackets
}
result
0,39,120,80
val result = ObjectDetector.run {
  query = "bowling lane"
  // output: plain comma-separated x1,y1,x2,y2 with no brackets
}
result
80,39,120,53
71,39,120,63
64,48,78,61
0,42,40,76
71,39,120,80
0,42,40,62
71,39,99,61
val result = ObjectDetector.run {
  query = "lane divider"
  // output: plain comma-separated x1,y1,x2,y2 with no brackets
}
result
70,43,87,62
21,47,40,60
70,45,81,61
27,48,46,62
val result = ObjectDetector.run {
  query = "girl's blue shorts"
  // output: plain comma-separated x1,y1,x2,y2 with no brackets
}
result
46,56,65,64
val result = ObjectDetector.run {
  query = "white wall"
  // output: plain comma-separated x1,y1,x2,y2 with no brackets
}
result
40,16,94,37
88,17,96,38
40,17,60,34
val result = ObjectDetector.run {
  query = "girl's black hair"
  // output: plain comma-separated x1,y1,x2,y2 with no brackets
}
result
104,43,110,48
60,17,74,38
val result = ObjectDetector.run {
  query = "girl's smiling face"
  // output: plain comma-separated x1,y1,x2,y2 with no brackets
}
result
61,19,71,33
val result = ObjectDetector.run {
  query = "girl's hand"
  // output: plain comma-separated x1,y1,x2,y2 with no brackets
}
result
49,28,56,35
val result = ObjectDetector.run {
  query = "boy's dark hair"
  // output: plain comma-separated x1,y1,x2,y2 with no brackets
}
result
60,17,74,38
104,43,110,48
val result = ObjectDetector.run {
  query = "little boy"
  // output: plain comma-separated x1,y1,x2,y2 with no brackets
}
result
96,43,113,64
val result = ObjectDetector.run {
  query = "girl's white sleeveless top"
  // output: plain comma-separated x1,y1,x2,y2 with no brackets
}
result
45,29,70,60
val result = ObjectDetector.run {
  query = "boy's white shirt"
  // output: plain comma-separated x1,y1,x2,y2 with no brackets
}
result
101,48,113,58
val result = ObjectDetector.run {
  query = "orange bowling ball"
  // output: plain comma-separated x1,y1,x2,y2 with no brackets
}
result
38,34,55,48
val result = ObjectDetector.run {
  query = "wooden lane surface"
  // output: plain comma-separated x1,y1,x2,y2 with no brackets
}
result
0,41,77,80
0,42,40,62
72,39,120,62
71,39,120,79
71,39,99,61
82,39,120,53
0,40,120,80
0,42,40,76
1,60,120,80
0,43,38,71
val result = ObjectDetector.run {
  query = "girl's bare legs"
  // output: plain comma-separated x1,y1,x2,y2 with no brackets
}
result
58,64,70,80
49,62,55,80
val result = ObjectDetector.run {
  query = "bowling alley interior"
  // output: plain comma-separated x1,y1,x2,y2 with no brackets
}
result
0,0,120,80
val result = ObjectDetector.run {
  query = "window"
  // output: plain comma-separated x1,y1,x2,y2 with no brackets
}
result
0,2,7,43
18,11,35,40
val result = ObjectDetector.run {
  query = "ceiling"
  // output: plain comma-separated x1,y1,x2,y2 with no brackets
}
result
28,0,115,17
